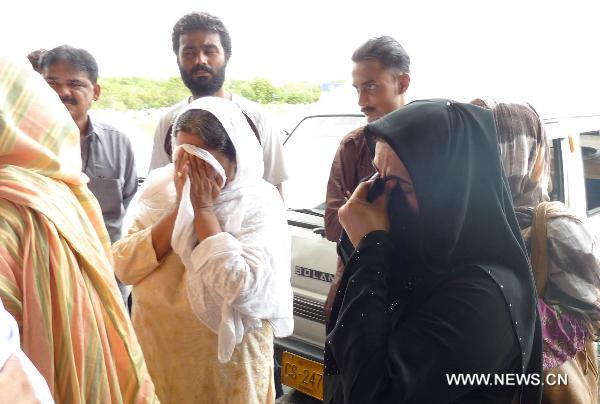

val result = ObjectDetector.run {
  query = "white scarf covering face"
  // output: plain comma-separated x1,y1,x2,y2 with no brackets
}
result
174,143,227,186
124,97,293,363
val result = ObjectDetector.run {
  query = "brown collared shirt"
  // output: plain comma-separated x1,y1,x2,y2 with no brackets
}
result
324,126,374,323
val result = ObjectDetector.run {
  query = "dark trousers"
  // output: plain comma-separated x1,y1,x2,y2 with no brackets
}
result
274,354,284,398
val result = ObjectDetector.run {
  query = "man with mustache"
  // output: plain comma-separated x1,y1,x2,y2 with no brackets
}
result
324,36,410,324
149,12,288,196
40,45,137,306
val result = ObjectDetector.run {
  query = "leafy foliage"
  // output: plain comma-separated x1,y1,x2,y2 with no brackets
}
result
95,77,188,110
95,77,320,110
226,79,321,104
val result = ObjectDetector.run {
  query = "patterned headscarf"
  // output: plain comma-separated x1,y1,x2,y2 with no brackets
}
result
471,98,550,209
0,57,85,184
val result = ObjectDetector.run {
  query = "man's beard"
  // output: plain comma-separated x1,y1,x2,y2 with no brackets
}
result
179,62,227,97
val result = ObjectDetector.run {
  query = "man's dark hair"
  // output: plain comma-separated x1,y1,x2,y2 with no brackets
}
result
173,109,236,162
172,12,232,59
27,49,47,73
39,45,99,84
352,36,410,74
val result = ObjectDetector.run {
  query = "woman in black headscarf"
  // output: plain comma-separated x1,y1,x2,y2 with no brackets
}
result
324,99,542,403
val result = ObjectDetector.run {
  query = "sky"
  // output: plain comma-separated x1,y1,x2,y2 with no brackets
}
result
4,0,600,117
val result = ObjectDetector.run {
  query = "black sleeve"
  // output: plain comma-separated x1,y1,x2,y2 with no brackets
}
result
328,231,520,403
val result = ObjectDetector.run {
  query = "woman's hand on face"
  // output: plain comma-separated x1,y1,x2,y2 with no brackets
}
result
338,178,396,247
174,148,189,205
188,155,223,213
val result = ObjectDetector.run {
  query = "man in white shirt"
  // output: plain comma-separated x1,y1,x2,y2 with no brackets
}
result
149,12,288,196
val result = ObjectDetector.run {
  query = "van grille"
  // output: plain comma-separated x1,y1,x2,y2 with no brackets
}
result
293,295,326,324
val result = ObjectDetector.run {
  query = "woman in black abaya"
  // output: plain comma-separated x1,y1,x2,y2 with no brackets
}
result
325,99,542,403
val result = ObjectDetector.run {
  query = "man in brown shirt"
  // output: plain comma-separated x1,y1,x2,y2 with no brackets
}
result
324,36,411,323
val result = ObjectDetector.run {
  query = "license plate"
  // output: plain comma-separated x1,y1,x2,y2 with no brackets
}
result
281,351,324,400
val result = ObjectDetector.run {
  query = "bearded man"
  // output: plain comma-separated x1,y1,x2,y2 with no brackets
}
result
148,12,288,197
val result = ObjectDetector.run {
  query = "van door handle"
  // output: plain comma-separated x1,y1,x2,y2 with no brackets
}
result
312,227,326,237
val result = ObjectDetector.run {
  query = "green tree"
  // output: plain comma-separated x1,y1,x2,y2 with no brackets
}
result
95,76,320,110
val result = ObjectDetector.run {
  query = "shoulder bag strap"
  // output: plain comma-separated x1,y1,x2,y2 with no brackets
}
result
530,201,552,295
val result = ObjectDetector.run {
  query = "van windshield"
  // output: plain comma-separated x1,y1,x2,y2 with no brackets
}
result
283,115,366,210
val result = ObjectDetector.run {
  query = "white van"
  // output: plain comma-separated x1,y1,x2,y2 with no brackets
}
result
276,113,600,401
